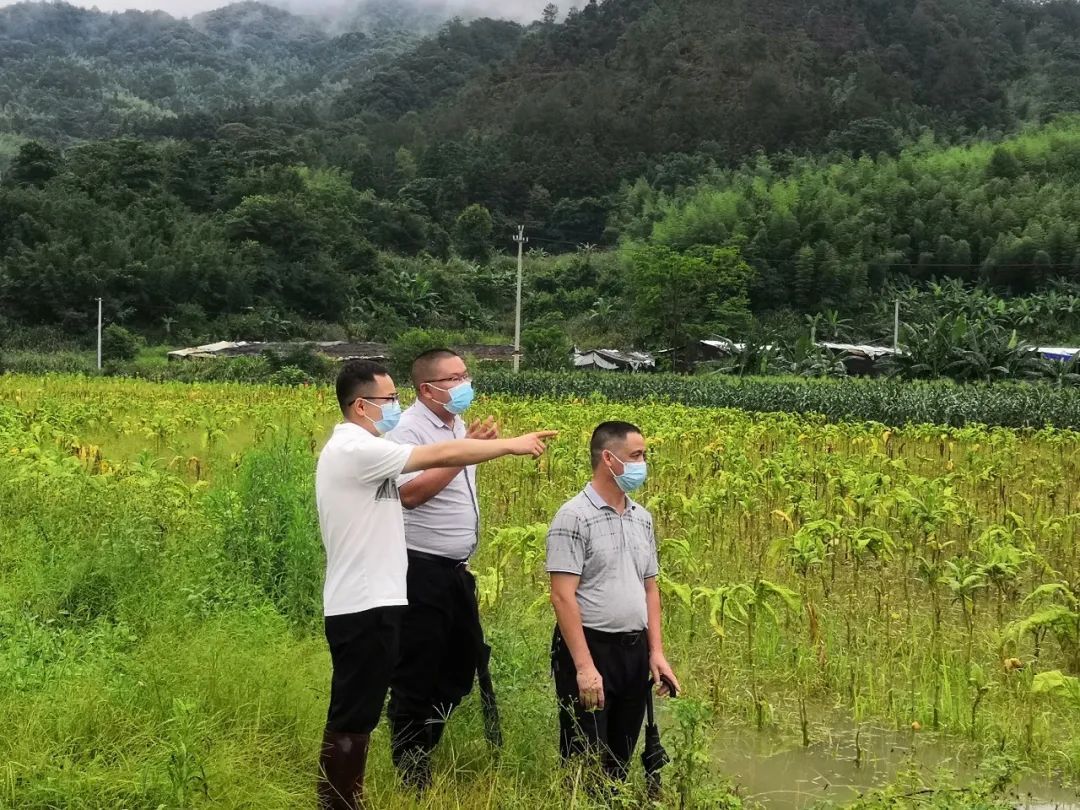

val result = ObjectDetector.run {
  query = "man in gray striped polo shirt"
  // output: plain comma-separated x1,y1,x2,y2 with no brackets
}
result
547,421,680,784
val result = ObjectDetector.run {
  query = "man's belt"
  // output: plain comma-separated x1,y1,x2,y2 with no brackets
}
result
583,626,647,647
406,548,468,568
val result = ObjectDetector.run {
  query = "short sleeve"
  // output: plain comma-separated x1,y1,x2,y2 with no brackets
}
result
385,421,424,446
546,508,585,575
385,421,425,484
349,436,414,485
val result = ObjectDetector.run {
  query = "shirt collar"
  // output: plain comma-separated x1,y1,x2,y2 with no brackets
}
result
583,482,636,513
413,399,458,431
337,421,368,435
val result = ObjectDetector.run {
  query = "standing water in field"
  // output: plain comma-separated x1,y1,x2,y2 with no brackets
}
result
705,720,1080,809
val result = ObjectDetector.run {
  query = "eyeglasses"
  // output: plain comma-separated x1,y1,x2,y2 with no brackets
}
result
424,374,471,385
347,394,399,407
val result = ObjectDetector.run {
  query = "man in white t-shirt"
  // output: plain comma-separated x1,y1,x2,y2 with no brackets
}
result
315,359,555,810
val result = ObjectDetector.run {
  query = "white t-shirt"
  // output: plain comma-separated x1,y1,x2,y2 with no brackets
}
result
315,422,415,617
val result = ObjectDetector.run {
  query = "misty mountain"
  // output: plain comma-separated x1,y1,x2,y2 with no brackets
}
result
191,1,328,50
289,0,475,36
0,0,478,144
3,0,1080,237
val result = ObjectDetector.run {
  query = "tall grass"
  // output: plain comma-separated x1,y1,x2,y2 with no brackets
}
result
2,375,1078,808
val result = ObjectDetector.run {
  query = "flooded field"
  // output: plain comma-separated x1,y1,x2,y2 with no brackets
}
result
709,722,1080,808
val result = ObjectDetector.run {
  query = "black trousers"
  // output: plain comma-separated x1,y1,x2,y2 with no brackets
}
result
552,625,650,781
387,551,483,781
324,606,405,734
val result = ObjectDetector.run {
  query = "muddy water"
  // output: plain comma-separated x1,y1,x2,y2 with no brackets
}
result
704,723,1079,808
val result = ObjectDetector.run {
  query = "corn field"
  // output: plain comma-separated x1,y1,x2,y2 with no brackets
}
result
476,370,1080,429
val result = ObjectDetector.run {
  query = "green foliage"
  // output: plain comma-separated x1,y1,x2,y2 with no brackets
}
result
633,120,1080,314
521,326,571,372
889,316,1048,384
4,376,1080,804
101,324,140,362
1008,582,1080,673
452,203,494,264
624,244,754,368
473,370,1080,429
388,327,458,381
1031,670,1080,705
7,141,60,187
265,344,336,383
3,0,1080,364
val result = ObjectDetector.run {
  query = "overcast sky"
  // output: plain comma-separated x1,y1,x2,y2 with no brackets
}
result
17,0,551,20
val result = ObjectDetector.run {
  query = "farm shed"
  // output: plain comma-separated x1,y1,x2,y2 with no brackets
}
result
573,348,656,372
819,342,901,376
1036,346,1080,362
167,341,389,362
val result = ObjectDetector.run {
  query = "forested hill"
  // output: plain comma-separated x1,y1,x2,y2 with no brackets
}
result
364,0,1080,221
0,0,455,143
5,1,1080,349
7,0,1080,238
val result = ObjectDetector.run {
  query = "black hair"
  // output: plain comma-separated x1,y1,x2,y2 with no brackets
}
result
590,421,643,469
336,359,391,414
411,348,462,387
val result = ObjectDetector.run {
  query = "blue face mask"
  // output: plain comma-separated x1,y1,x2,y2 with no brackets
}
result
610,453,647,493
364,399,401,434
437,381,474,415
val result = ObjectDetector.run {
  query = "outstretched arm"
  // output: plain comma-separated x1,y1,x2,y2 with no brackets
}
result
401,430,555,474
399,417,498,509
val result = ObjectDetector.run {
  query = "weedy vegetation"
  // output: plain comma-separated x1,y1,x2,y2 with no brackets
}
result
2,375,1079,808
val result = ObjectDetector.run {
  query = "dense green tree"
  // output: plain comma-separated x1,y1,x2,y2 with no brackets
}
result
625,244,755,367
7,142,61,187
452,204,494,264
522,325,572,371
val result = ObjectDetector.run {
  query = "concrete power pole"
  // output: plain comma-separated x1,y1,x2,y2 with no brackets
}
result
96,297,103,370
512,225,528,374
893,299,901,352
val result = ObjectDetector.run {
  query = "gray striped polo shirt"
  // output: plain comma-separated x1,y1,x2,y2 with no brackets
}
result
546,483,659,633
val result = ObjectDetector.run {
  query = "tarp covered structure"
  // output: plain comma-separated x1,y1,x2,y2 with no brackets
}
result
167,341,516,363
1037,347,1080,362
572,348,656,372
168,341,389,362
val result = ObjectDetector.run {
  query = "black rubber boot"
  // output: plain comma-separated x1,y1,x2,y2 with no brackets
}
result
317,729,371,810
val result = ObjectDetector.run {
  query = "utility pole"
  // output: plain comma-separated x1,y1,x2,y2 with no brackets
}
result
96,297,103,370
512,225,528,374
893,299,900,352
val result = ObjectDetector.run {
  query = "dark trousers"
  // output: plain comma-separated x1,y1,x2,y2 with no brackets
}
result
325,606,404,733
387,551,483,785
552,625,650,782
